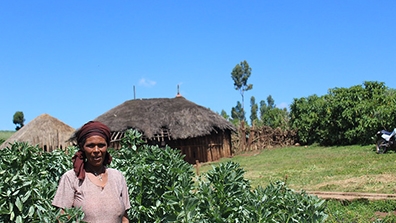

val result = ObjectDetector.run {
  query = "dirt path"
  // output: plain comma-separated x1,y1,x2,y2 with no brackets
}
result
308,191,396,201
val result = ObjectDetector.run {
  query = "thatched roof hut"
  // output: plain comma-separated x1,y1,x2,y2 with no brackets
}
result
92,96,236,163
0,113,75,151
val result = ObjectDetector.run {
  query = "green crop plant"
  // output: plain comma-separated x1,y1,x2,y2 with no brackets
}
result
0,129,328,222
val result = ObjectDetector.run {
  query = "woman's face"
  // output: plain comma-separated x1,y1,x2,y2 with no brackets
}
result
83,135,108,167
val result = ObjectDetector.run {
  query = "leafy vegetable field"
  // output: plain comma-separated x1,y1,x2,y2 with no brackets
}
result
0,130,327,222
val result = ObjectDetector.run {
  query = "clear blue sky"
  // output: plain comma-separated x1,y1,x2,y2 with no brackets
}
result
1,1,395,130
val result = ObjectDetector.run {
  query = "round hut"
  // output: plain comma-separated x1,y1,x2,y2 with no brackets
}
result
92,96,236,164
0,113,75,151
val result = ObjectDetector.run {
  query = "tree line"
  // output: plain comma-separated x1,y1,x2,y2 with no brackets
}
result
223,60,396,146
290,81,396,146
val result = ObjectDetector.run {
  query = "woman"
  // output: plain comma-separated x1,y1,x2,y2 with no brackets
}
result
52,121,130,222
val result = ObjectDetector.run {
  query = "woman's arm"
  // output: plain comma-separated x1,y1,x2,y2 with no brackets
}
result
57,209,66,223
122,212,129,223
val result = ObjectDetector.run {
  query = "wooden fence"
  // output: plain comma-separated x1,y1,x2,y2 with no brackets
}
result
232,122,298,154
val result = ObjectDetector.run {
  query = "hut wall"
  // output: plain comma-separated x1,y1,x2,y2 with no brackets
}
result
109,130,233,164
109,131,125,149
110,140,121,150
166,130,232,164
33,133,74,152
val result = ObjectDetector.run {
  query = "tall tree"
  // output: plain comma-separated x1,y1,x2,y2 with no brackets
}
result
231,101,245,124
13,111,25,131
231,60,253,121
250,96,259,126
220,109,230,121
266,95,275,109
259,100,268,124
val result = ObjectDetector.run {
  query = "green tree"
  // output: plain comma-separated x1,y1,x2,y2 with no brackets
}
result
260,95,274,126
290,81,396,146
13,111,25,131
250,96,259,126
231,101,245,124
289,94,324,145
220,109,230,121
231,60,253,121
266,95,275,109
259,100,268,121
260,95,289,129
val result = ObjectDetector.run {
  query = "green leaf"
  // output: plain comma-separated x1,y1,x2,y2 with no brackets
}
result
28,206,35,217
15,197,23,212
21,190,31,203
8,202,13,215
10,210,14,221
15,215,22,223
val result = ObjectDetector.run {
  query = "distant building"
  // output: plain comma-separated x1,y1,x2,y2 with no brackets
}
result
0,114,75,151
72,96,236,164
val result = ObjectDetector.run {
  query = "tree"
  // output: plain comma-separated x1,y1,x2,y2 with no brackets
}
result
259,96,275,126
220,109,230,121
13,111,25,131
289,81,396,146
266,95,275,109
231,60,253,121
250,96,259,126
259,95,289,129
231,101,245,124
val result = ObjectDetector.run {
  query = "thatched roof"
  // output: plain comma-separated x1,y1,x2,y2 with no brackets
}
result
0,113,75,150
93,96,236,140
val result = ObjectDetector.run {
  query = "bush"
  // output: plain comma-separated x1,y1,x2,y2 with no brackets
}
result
290,81,396,146
0,142,80,222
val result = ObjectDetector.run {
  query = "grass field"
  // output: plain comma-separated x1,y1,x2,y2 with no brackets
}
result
0,130,14,141
199,144,396,194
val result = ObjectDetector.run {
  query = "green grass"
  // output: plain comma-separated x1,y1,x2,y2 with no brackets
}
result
199,144,396,194
0,130,14,141
197,145,396,222
325,199,396,222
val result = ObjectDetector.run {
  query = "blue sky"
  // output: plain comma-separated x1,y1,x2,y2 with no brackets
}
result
1,1,395,130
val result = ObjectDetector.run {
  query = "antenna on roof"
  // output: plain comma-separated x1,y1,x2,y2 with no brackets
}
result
176,84,182,97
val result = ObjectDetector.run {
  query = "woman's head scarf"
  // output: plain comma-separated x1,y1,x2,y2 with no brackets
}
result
72,121,112,180
76,120,111,147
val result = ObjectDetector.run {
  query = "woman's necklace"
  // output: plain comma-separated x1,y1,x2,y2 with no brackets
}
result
93,172,103,181
90,167,105,181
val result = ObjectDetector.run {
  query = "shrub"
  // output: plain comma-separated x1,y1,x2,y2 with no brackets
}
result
0,142,79,222
110,141,195,221
290,81,396,146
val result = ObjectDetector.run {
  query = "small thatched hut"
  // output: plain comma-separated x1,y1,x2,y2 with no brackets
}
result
92,96,236,164
0,113,75,151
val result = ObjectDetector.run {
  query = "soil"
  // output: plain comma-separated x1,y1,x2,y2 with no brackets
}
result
307,191,396,201
307,191,396,219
